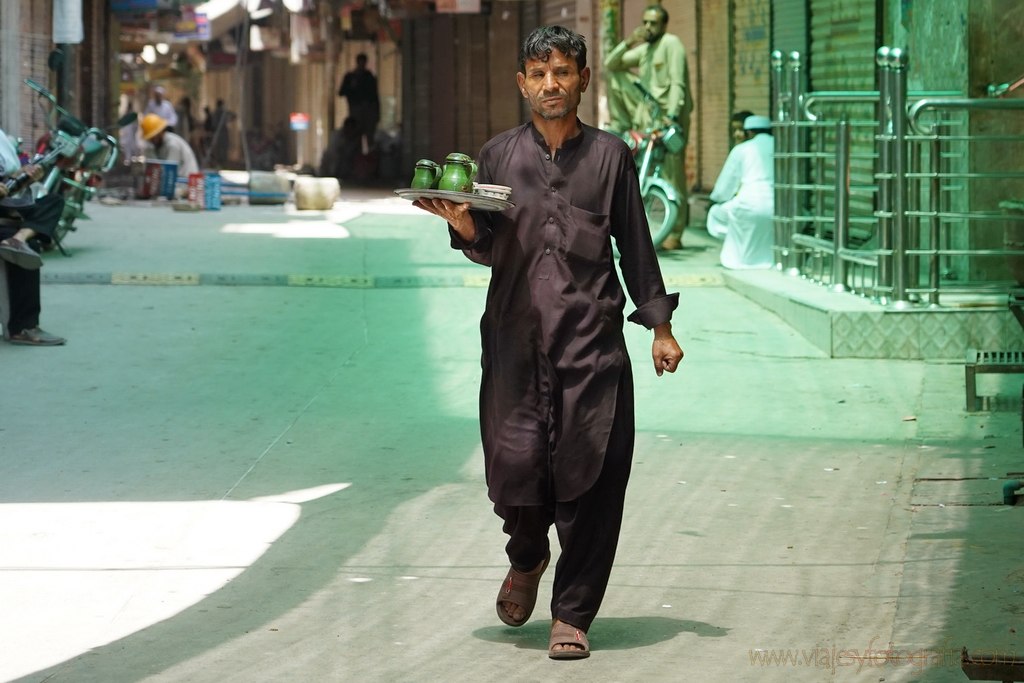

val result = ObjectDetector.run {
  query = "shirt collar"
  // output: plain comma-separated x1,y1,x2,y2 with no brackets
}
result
528,119,586,154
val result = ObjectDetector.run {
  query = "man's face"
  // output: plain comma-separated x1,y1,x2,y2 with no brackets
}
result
731,120,747,144
642,10,667,43
517,49,590,122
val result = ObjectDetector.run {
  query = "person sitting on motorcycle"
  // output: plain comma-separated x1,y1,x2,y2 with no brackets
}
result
0,129,66,346
139,113,199,195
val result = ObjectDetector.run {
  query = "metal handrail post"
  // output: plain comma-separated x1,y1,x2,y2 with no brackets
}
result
832,117,851,292
889,47,912,308
771,50,786,122
909,126,922,299
875,46,893,302
938,113,952,285
785,51,803,275
814,124,825,239
928,134,942,306
771,50,787,271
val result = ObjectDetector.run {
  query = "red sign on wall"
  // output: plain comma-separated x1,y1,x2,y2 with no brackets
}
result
289,113,310,131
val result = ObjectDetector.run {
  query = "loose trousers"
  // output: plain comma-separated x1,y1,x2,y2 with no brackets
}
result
0,194,63,335
493,369,635,632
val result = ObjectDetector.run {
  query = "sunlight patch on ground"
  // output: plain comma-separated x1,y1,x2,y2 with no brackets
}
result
286,198,424,218
221,220,352,239
0,484,350,681
252,482,351,503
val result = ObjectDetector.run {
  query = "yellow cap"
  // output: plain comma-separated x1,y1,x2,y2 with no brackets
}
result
140,113,168,141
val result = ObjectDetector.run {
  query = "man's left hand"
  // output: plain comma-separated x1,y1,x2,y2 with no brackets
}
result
413,197,475,242
652,322,683,376
626,25,646,47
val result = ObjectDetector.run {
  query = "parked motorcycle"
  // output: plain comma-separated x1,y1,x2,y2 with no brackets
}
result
23,78,136,254
621,81,685,248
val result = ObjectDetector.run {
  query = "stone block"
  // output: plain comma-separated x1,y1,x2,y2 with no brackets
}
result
294,176,341,210
248,171,290,205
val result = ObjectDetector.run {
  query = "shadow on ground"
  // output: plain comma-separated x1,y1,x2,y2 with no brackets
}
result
474,615,730,653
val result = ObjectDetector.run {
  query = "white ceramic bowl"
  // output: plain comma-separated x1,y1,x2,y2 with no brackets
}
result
473,183,512,200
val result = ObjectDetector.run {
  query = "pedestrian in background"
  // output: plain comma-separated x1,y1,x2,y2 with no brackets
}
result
139,113,199,195
728,109,754,145
706,114,775,269
119,100,140,163
413,24,684,660
176,96,198,153
604,4,693,250
338,53,380,147
208,99,233,168
144,86,178,133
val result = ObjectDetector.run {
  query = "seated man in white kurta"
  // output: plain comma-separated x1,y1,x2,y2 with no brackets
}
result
706,115,775,269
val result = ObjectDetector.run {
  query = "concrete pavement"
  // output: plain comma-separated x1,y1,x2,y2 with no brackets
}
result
1,189,1021,682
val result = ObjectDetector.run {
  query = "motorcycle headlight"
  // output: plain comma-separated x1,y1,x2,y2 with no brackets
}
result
81,138,112,170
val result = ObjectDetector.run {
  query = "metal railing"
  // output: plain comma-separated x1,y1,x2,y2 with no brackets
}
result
770,47,1024,307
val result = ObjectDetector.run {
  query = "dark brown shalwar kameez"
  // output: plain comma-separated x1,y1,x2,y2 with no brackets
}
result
450,121,678,631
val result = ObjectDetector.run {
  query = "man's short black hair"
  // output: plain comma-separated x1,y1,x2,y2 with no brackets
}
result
644,4,669,24
519,25,588,73
731,110,754,125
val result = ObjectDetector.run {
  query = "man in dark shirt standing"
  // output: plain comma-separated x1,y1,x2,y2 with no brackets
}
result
337,53,380,145
414,25,683,659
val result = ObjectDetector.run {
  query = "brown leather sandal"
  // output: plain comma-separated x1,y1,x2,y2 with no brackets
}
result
495,551,550,627
548,619,590,660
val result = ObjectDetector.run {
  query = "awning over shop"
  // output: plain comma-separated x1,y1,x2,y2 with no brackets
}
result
193,0,293,40
194,0,249,39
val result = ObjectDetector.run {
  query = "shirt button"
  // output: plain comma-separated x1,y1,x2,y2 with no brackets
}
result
548,217,554,223
545,154,551,160
545,248,551,254
550,187,556,193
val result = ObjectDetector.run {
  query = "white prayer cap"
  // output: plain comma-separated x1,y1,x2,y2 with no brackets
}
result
743,115,772,130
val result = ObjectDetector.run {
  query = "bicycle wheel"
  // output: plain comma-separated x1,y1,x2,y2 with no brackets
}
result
643,184,677,246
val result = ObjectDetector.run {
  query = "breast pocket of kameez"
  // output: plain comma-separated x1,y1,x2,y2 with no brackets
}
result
566,205,610,265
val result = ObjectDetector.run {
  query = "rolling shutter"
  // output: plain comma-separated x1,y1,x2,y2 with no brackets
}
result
772,0,808,58
809,0,877,92
731,0,771,117
809,0,879,220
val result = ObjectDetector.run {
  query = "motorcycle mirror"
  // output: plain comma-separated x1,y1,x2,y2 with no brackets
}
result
47,48,65,73
116,112,138,127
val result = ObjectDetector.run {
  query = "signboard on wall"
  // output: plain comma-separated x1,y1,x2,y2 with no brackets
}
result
111,0,177,11
436,0,482,13
174,10,210,40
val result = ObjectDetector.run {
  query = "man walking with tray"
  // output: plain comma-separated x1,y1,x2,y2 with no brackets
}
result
414,25,684,659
